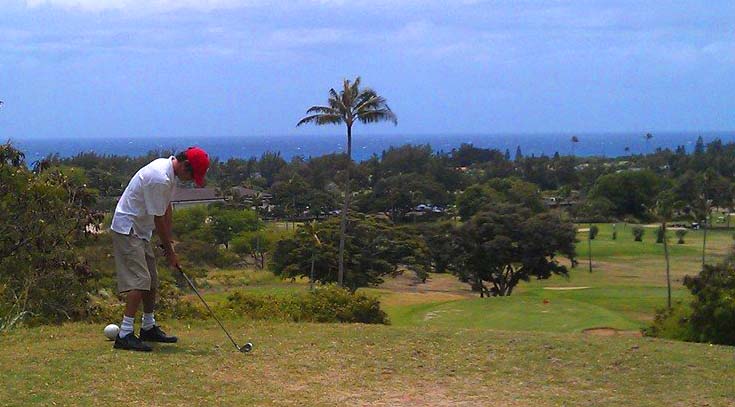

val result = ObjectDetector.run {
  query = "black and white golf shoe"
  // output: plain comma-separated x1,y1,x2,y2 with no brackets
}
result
114,332,153,352
140,325,178,343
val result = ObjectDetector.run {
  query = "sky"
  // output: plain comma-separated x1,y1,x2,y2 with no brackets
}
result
0,0,734,139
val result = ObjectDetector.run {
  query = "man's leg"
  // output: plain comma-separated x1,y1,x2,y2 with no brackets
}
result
119,289,143,338
138,243,177,343
125,289,144,317
112,232,152,351
141,288,157,330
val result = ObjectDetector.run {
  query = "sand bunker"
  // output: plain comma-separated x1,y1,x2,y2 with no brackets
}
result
583,327,643,337
543,286,590,290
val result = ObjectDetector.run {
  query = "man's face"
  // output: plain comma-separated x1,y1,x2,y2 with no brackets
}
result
178,164,194,182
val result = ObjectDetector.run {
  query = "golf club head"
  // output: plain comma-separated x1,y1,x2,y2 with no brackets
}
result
240,342,253,353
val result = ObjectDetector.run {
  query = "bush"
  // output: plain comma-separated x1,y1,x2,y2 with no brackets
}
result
682,263,735,345
225,285,388,324
645,301,696,341
176,239,220,266
295,285,388,324
225,291,294,321
676,229,687,244
649,262,735,345
85,281,209,324
632,226,645,242
155,281,209,320
656,226,665,244
588,225,599,240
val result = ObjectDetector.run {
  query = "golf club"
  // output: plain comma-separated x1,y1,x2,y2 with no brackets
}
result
175,264,253,353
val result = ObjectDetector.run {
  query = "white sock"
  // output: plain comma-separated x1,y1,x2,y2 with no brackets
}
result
142,313,156,331
119,315,135,338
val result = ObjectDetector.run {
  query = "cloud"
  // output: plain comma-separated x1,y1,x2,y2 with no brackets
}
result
23,0,262,12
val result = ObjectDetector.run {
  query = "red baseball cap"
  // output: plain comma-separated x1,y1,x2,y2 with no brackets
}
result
185,146,209,187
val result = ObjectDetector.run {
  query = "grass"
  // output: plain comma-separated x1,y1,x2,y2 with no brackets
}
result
2,222,735,405
1,321,733,406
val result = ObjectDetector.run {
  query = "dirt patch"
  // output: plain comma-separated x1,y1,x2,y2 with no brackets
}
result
378,272,474,297
543,286,590,291
583,327,643,337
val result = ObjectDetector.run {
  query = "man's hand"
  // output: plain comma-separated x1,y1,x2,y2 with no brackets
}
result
159,243,180,269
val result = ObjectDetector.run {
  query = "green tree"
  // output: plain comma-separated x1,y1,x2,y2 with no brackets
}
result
682,263,735,345
632,226,645,242
452,203,576,297
271,214,424,291
415,221,456,274
0,143,101,327
589,170,664,218
455,184,499,220
589,225,599,240
297,77,398,286
231,230,277,269
209,207,261,248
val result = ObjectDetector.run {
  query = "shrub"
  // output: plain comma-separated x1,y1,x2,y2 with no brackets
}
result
155,281,209,320
588,225,599,240
649,262,735,345
176,239,220,266
645,301,696,341
295,285,388,324
676,229,687,244
225,291,294,321
682,263,735,345
632,226,645,242
225,285,388,324
213,248,241,269
656,226,665,243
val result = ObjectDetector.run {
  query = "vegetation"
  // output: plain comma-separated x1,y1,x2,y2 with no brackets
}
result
226,284,387,324
270,214,428,291
0,143,101,328
297,77,397,287
649,260,735,346
451,203,576,297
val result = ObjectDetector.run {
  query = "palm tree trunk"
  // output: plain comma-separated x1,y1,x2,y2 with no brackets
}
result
702,214,708,269
310,253,315,291
337,125,352,287
587,223,593,273
662,222,671,309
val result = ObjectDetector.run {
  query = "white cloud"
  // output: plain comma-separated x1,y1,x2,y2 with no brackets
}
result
23,0,263,12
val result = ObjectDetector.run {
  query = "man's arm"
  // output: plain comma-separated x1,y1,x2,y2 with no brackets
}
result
155,203,178,268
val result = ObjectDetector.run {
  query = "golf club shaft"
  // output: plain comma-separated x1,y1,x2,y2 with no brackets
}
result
177,266,241,351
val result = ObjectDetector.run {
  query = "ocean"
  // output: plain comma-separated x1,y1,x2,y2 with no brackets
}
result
10,131,735,163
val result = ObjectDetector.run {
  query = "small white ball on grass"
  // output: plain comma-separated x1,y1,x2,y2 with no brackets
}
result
104,324,120,340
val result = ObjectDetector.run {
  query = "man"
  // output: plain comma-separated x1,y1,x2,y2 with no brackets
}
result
110,147,209,351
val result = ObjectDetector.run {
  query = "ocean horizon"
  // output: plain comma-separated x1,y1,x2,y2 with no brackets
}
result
10,131,735,163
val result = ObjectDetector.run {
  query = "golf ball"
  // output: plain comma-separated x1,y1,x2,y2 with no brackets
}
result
104,324,120,340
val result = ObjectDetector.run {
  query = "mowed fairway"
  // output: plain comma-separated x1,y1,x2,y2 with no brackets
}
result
1,223,735,406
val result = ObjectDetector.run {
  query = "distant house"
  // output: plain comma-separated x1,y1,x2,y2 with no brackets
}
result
230,186,273,213
230,186,273,202
171,187,225,210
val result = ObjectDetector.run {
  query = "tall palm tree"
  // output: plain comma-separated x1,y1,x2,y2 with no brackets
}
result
297,77,397,286
654,195,675,309
570,135,579,157
645,133,653,154
302,221,322,290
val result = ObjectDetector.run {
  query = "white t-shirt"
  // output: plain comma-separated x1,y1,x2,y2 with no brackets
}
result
111,157,177,240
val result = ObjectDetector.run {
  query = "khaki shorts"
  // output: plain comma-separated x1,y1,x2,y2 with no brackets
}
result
112,231,158,294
